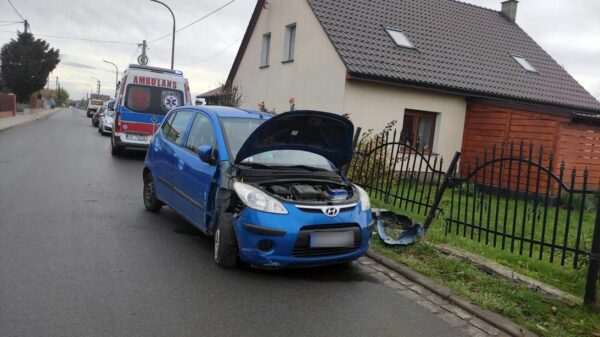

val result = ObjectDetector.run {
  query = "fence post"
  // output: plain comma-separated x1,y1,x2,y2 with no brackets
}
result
344,127,362,176
584,194,600,306
423,151,461,230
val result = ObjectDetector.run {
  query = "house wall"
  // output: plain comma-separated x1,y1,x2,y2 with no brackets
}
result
232,0,347,114
343,80,467,169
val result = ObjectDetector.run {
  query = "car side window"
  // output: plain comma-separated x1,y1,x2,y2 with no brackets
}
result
186,113,215,153
165,110,194,146
161,111,177,136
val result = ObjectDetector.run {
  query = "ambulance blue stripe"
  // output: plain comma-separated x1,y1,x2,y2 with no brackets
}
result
118,106,165,124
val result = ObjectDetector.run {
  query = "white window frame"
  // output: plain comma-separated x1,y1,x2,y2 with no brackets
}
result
385,27,414,49
512,54,538,73
260,33,271,67
283,23,296,62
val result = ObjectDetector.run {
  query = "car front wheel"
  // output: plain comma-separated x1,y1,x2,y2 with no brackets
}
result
214,213,238,268
143,173,163,212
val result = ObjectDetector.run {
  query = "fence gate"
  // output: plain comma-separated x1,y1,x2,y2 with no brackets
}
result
348,129,452,219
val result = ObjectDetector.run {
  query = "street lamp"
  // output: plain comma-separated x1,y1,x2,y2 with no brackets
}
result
103,60,119,100
90,77,101,95
150,0,175,70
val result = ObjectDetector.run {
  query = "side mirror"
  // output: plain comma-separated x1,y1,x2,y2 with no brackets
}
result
198,145,217,165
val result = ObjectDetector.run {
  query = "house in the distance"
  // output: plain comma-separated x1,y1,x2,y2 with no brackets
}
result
226,0,600,184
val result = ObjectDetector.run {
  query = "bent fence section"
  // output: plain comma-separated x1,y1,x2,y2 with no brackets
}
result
348,129,448,218
349,130,600,306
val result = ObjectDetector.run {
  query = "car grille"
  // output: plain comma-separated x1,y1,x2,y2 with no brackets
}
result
293,224,361,258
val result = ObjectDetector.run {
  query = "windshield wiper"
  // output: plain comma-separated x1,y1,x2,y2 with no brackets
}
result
271,165,328,172
238,163,328,172
238,162,273,170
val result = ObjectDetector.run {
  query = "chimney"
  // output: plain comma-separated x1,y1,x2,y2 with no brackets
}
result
501,0,518,22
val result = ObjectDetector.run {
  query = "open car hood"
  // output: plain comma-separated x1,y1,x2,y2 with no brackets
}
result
235,110,355,168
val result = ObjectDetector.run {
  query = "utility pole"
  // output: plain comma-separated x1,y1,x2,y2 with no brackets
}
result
137,40,149,65
90,77,101,95
55,76,59,103
23,20,28,33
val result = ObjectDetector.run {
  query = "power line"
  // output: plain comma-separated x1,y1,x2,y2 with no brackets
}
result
0,29,136,45
127,45,141,64
0,22,22,27
150,0,237,43
7,0,25,20
177,37,241,66
34,33,137,45
0,20,22,23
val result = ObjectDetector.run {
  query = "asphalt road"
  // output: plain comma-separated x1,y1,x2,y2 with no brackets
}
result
0,108,468,337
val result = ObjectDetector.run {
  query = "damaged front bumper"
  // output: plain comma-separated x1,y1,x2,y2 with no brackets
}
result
232,203,373,268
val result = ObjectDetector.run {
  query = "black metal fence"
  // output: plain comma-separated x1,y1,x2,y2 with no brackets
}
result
349,131,600,306
348,129,447,217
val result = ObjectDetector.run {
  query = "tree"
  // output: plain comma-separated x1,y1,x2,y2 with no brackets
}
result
0,32,60,103
57,88,69,106
221,84,242,107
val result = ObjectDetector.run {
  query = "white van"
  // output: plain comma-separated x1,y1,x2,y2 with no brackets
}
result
111,65,192,155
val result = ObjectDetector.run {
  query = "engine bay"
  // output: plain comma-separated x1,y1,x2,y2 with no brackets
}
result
263,182,355,202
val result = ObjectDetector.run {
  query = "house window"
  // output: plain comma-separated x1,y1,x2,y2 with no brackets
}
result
512,55,537,73
260,33,271,67
283,23,296,62
385,27,414,49
400,110,437,151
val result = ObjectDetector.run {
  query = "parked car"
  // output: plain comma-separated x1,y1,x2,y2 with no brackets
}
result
142,107,372,268
98,109,114,135
92,106,106,127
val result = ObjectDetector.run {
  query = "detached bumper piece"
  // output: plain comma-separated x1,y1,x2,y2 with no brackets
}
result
373,209,424,246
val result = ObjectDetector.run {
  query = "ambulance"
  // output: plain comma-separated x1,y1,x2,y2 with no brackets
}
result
111,64,192,155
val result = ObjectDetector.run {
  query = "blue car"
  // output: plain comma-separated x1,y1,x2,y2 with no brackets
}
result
143,106,372,268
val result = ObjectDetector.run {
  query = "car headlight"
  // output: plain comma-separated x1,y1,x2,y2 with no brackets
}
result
233,182,288,214
354,185,371,211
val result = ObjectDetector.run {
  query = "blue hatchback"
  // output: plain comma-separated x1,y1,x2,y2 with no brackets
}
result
143,106,373,268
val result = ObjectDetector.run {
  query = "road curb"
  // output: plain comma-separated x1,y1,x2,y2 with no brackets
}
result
366,249,538,337
0,109,61,133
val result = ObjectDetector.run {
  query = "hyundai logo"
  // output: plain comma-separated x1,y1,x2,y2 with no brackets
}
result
151,116,158,123
323,207,340,217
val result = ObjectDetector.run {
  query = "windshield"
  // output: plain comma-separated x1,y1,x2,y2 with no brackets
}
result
241,150,335,171
98,107,106,113
91,100,103,106
220,117,335,171
125,84,183,115
220,117,264,158
106,110,115,117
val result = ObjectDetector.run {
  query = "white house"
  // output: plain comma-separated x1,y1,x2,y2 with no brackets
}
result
224,0,600,172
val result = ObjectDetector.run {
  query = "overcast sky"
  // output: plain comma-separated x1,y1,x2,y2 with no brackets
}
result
1,0,599,102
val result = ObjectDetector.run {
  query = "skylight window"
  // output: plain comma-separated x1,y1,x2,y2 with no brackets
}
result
385,27,414,49
512,55,537,73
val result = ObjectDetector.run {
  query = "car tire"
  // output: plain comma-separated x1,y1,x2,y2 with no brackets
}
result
143,173,163,212
111,136,122,156
214,213,238,268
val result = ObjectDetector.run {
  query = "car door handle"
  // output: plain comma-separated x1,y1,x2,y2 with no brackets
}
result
177,159,185,170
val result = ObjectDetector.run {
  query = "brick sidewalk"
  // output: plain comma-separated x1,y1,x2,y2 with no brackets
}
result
0,108,60,132
354,257,512,337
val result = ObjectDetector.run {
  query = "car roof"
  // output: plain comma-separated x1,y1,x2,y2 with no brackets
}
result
187,105,272,120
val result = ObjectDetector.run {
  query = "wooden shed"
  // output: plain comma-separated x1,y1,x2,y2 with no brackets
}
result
461,99,600,189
